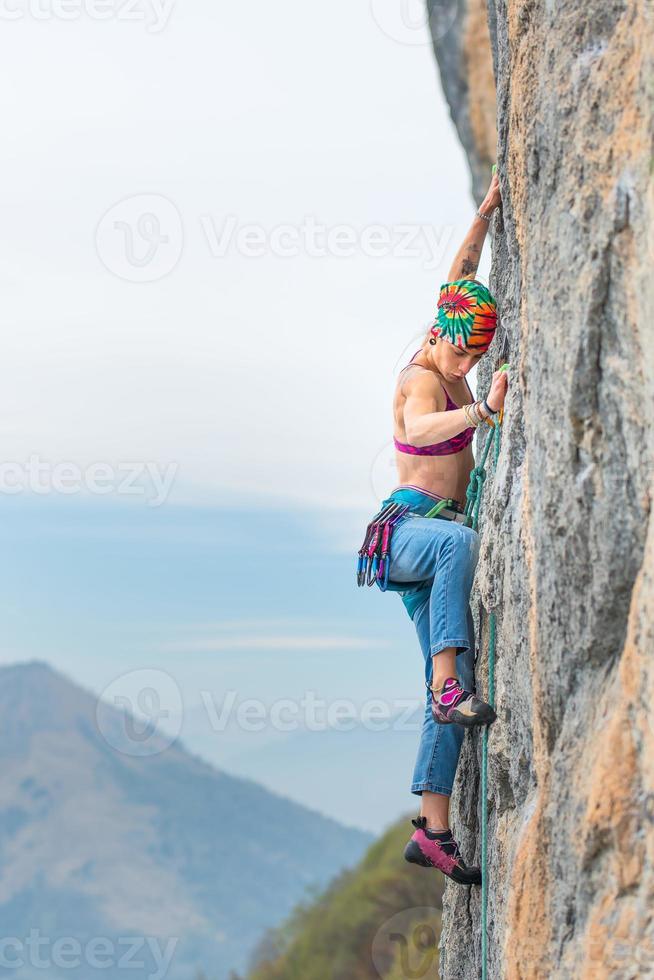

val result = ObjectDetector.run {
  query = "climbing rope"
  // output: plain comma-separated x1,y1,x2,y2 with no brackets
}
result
465,407,503,980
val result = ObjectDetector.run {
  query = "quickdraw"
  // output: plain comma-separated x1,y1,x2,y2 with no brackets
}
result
378,506,411,590
356,502,410,589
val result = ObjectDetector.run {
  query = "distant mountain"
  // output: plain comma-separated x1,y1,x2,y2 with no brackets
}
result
215,716,424,833
244,815,444,980
0,662,371,979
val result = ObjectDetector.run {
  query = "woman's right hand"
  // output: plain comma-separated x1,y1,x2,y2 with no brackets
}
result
481,171,501,213
486,369,509,412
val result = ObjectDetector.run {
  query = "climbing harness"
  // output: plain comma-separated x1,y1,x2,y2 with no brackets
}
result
355,494,470,592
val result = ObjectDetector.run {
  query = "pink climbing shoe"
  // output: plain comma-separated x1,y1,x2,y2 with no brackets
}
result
430,677,496,727
404,816,481,886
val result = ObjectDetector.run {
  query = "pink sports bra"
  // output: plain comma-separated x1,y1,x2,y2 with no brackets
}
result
393,351,475,457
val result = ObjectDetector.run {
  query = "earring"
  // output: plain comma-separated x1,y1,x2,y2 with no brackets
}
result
429,337,437,346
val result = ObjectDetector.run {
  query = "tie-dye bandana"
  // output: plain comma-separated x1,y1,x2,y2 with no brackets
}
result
430,279,498,353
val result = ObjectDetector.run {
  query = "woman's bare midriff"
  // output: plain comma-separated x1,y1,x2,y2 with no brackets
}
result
393,445,474,510
393,365,475,509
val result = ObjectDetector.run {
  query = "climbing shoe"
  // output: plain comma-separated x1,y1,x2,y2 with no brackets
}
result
404,817,481,886
430,677,496,727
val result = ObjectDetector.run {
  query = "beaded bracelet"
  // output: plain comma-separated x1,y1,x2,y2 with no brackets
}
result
462,403,479,428
466,399,496,429
464,402,485,428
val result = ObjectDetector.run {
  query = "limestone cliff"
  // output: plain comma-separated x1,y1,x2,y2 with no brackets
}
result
428,1,654,976
428,0,497,201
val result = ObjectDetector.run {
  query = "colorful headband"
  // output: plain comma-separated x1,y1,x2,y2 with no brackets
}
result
430,278,498,353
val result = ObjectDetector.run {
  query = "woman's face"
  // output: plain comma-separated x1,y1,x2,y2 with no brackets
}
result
437,338,484,381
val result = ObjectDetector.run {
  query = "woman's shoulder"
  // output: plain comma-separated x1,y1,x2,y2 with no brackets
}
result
397,363,448,406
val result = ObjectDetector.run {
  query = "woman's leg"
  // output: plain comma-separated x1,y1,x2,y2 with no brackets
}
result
389,515,494,724
409,593,476,828
388,517,482,818
389,515,479,661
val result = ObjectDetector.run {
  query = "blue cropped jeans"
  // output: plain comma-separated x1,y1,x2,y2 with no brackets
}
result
379,486,480,797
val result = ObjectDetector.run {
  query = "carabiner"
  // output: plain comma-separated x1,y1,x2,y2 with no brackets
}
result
366,552,379,586
377,505,410,591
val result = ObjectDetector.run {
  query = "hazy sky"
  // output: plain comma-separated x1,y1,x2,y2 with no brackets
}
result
1,1,493,829
1,0,489,514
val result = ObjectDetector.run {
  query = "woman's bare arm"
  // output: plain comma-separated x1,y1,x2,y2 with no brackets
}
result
447,172,501,281
402,372,474,447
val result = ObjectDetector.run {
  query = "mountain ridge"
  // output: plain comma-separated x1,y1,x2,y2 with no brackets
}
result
0,660,371,978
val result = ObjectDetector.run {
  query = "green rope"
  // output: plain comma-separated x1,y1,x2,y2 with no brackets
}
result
422,356,507,976
465,419,502,980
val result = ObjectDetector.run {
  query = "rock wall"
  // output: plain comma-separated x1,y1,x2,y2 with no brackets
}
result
429,1,654,977
428,0,497,201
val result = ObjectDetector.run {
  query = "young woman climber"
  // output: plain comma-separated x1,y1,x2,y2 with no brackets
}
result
357,171,508,885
